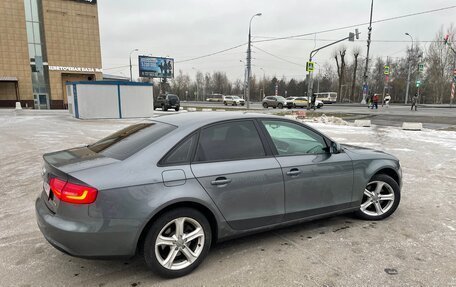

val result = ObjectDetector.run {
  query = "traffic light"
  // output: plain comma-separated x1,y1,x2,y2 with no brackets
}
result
444,34,449,45
384,65,390,75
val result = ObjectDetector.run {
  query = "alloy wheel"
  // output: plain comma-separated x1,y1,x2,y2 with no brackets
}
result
360,180,395,217
155,217,205,270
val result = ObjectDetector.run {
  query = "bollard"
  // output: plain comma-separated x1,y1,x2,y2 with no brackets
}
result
15,102,22,110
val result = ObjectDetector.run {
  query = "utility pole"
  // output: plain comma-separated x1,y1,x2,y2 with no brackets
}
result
361,0,374,104
405,33,413,104
246,13,262,109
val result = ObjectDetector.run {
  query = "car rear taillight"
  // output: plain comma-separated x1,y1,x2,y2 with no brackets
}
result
49,178,97,204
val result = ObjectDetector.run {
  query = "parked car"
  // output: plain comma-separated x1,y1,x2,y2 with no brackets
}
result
154,94,180,111
223,96,245,106
36,112,401,278
287,97,324,109
262,96,287,109
285,97,297,108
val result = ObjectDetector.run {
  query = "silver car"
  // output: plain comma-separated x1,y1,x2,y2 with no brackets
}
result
223,96,245,106
36,112,401,278
262,96,287,109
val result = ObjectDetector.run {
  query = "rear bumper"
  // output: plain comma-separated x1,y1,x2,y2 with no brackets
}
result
35,197,141,258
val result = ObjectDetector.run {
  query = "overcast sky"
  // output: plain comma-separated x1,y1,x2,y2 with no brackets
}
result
98,0,456,81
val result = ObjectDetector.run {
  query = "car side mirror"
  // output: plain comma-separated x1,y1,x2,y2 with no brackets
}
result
332,142,342,154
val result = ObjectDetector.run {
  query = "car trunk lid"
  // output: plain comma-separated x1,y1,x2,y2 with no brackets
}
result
41,146,118,213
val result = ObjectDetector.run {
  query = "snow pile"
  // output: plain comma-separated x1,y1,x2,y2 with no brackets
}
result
310,114,350,126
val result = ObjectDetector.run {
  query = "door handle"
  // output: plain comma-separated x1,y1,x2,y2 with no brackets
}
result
286,168,301,176
211,177,232,186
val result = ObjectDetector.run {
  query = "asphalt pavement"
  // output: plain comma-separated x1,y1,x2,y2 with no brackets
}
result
181,102,456,129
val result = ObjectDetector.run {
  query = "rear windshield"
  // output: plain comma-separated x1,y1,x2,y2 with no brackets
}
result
88,121,176,160
167,95,179,100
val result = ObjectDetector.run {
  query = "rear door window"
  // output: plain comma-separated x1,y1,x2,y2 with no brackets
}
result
88,122,175,160
195,121,266,162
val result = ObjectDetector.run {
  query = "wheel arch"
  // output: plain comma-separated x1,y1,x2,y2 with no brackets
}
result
372,167,400,186
136,200,219,254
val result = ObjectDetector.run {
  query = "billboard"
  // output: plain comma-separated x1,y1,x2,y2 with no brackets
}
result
138,56,174,78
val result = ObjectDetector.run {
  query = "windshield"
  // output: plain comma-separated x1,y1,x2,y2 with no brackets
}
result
232,96,240,99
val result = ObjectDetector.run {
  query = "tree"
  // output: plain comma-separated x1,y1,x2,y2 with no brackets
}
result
424,25,455,104
351,47,361,102
287,79,299,97
334,46,347,101
170,70,190,98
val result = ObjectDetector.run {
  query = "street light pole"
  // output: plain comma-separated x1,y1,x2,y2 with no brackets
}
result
405,33,414,105
246,13,262,109
129,49,138,82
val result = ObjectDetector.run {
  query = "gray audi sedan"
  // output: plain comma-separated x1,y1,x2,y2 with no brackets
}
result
36,112,401,278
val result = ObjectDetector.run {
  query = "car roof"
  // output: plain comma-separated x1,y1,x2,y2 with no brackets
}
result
151,112,281,128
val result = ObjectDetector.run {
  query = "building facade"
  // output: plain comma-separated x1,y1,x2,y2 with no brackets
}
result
0,0,102,109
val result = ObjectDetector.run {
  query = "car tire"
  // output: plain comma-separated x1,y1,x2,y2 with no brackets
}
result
354,174,401,221
175,106,180,112
277,103,283,109
223,102,227,106
143,208,212,278
263,103,268,109
241,103,245,106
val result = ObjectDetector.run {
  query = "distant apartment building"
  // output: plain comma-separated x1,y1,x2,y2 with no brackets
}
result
0,0,102,109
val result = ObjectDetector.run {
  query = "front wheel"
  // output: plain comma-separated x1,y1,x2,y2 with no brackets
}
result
143,208,212,278
354,174,400,221
277,103,283,109
175,106,180,111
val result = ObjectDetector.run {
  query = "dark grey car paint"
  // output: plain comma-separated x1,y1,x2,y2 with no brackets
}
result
36,112,401,258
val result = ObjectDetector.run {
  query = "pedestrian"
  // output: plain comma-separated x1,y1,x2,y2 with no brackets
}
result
411,93,418,111
384,94,391,108
311,93,317,110
367,94,372,108
371,94,379,109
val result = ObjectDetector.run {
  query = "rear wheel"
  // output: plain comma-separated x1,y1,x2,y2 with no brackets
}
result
143,208,212,278
263,103,268,109
277,103,283,109
354,174,400,220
